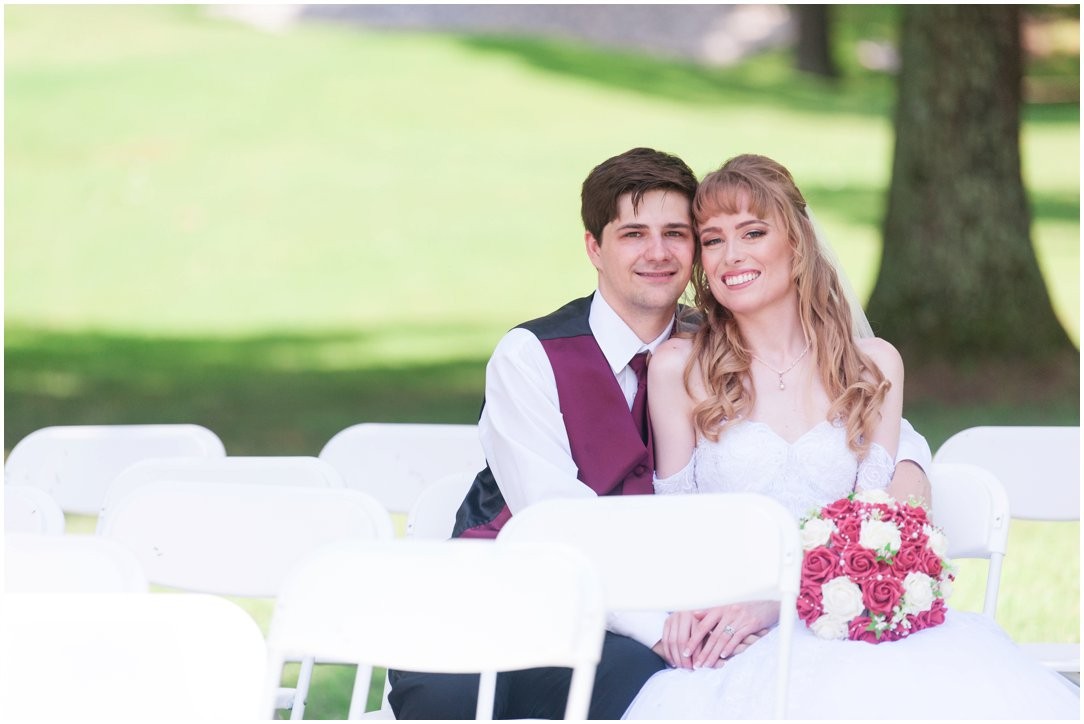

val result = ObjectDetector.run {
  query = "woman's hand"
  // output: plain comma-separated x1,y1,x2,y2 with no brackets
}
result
688,601,780,668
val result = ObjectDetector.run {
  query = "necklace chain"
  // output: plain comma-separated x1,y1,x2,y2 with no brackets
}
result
750,341,811,391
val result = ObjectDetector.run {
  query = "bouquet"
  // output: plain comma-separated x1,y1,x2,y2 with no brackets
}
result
797,488,955,643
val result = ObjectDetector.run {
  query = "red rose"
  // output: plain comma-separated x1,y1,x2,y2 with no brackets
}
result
915,599,947,630
796,585,823,624
840,544,880,581
878,503,905,524
823,497,855,520
831,516,862,547
847,615,882,643
802,546,840,584
881,626,903,643
862,575,904,616
920,549,944,577
898,510,925,538
891,542,925,576
904,503,929,524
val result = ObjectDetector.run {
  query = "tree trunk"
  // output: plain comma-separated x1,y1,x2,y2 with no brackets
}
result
794,5,838,78
867,6,1074,369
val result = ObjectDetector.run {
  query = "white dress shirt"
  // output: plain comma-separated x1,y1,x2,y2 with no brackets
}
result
479,290,934,649
478,291,671,514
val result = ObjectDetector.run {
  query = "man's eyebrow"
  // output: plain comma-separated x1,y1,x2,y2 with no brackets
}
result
614,221,692,231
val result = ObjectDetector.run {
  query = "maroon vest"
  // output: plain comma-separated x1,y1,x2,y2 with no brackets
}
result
453,295,654,539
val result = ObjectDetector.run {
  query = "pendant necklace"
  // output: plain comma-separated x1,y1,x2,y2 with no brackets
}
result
750,341,811,391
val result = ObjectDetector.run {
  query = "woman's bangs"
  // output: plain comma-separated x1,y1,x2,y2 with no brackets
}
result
694,177,775,223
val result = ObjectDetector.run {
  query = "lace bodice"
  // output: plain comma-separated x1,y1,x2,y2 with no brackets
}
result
653,418,893,519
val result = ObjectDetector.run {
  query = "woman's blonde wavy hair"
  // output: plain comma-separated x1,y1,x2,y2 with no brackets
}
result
684,154,889,457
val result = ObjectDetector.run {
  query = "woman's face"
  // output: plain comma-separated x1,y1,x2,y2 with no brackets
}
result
697,203,796,318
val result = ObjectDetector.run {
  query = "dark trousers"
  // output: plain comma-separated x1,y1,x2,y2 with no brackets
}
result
388,631,665,719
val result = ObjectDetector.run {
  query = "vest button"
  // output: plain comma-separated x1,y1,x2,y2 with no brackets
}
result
633,464,647,476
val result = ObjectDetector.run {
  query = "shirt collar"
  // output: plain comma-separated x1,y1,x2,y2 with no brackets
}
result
589,290,675,375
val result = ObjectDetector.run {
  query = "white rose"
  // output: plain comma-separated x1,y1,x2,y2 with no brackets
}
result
924,524,949,558
901,571,936,614
938,577,954,601
854,488,893,505
859,519,902,554
820,576,865,620
801,516,837,550
810,614,850,640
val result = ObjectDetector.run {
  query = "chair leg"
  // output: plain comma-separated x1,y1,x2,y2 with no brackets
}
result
291,657,315,720
347,664,374,719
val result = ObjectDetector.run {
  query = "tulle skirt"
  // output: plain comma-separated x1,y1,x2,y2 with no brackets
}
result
623,611,1080,720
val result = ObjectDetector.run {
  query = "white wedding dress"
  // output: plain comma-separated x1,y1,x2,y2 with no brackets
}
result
623,419,1080,720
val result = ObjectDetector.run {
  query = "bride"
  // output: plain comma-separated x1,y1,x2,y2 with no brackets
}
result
622,154,1080,719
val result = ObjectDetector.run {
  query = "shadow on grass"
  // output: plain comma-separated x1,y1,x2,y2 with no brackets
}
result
804,185,1079,229
5,325,1079,458
455,33,897,118
453,32,1081,125
4,327,488,457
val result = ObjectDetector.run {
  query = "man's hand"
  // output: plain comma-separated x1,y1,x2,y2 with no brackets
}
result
653,610,705,669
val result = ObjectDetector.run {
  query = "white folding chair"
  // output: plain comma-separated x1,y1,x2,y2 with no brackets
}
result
319,423,485,515
97,479,394,719
0,593,267,720
4,424,226,515
499,493,802,719
926,462,1011,618
5,532,149,593
933,426,1080,520
4,484,66,534
98,455,344,528
264,538,607,720
933,425,1081,677
405,471,475,539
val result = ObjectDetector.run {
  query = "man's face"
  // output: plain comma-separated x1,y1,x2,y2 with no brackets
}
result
585,189,695,327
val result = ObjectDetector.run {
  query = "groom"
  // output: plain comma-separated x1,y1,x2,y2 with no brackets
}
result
388,147,933,719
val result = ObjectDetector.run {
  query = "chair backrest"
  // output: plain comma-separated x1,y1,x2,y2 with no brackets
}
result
932,427,1081,677
405,470,475,539
933,425,1080,521
98,455,344,528
265,538,606,720
4,485,66,534
4,424,226,515
927,462,1011,618
1,593,267,720
498,493,801,718
318,422,485,514
96,480,393,597
5,532,149,593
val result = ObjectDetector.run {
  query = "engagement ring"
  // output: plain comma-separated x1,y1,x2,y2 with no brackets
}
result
722,624,736,636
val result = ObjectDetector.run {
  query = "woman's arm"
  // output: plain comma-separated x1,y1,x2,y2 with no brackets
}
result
647,338,699,478
857,338,929,504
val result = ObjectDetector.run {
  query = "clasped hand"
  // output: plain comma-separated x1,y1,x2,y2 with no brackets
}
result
653,601,780,669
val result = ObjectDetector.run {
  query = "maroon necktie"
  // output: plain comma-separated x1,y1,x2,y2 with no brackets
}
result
629,352,649,443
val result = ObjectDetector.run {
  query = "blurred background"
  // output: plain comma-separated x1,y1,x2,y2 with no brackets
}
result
5,4,1079,716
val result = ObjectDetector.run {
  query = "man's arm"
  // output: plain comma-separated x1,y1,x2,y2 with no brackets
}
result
891,418,933,505
479,329,597,512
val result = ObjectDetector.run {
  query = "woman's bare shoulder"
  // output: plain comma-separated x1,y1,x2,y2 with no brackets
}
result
857,336,903,378
650,337,694,375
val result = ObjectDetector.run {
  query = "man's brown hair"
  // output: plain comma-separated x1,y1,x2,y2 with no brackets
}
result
580,147,698,241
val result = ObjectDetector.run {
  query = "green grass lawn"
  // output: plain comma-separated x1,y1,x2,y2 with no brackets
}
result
6,6,1080,718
